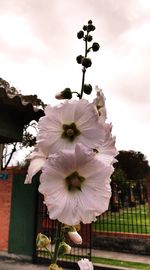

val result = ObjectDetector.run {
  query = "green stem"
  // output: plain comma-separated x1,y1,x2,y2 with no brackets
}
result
80,32,89,99
72,91,81,98
80,67,86,99
51,222,63,264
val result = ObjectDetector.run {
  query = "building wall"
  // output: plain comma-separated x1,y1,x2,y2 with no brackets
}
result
0,170,13,250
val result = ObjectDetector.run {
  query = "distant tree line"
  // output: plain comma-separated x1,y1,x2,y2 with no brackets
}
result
110,150,150,211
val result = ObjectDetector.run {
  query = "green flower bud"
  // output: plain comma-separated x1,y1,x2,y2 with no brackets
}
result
48,264,63,270
36,233,51,249
83,84,92,95
55,88,72,100
88,20,93,24
58,242,71,255
83,25,88,31
82,58,92,68
92,42,100,51
87,24,96,32
77,30,84,39
87,35,93,42
76,55,84,64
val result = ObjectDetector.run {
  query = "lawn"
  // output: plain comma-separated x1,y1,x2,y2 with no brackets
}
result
92,256,150,270
37,252,150,270
93,203,150,234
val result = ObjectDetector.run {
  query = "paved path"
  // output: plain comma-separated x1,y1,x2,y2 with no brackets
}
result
0,259,48,270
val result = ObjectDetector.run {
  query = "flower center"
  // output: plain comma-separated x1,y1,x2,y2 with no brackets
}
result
65,171,85,192
62,123,80,142
66,128,74,137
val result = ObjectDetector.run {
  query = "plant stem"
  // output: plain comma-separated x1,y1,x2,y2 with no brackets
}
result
80,31,89,99
51,222,63,264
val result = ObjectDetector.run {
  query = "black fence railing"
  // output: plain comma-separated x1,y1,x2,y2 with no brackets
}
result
93,179,150,236
33,179,150,265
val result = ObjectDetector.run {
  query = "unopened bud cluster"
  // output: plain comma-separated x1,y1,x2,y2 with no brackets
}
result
55,20,100,100
76,20,100,69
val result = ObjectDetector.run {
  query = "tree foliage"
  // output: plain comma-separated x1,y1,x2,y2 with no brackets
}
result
114,150,150,180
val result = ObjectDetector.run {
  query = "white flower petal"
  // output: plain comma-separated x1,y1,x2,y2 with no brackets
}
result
24,148,46,184
78,259,94,270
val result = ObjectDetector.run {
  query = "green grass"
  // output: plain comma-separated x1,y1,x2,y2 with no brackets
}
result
92,256,150,270
37,251,150,269
94,204,150,234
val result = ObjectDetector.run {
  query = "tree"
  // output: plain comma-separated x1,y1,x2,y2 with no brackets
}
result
111,150,150,208
114,150,150,180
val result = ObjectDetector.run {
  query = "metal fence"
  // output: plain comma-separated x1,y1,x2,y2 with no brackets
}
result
33,178,150,266
93,178,150,236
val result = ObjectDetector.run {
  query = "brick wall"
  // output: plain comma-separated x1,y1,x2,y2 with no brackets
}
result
0,170,13,251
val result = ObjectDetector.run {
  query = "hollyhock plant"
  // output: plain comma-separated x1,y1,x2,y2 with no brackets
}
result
25,20,117,269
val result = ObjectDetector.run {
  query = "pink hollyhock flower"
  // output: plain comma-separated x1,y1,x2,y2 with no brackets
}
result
37,99,105,155
39,144,113,225
78,259,94,270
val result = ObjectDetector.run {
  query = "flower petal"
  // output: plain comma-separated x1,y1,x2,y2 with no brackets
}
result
25,148,46,184
78,259,94,270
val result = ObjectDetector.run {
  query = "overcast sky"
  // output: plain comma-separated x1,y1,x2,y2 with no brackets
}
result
0,0,150,163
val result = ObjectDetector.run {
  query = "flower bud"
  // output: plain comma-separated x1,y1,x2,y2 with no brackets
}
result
48,264,63,270
83,84,92,95
92,42,100,52
68,231,82,245
82,58,92,68
87,24,95,32
93,86,106,118
77,30,84,39
58,242,71,255
36,233,51,249
83,25,87,31
76,55,84,64
55,88,72,100
88,20,93,25
87,35,93,42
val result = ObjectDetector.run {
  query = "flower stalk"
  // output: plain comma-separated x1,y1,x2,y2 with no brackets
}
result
77,20,100,99
80,34,88,99
51,222,63,264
